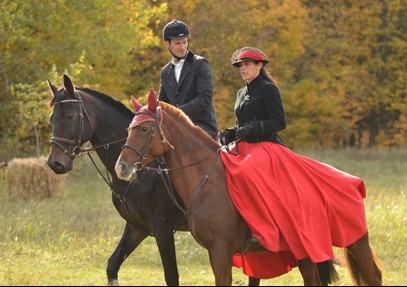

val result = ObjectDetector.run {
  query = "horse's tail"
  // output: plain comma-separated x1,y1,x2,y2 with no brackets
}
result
245,260,339,287
318,259,340,286
343,247,382,286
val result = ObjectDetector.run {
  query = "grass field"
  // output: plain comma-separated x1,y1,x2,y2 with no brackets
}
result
0,148,406,285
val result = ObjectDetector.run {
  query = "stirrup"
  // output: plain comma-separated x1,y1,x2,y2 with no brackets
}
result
239,237,267,254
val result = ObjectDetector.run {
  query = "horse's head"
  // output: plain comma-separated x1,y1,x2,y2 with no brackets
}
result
115,89,169,181
46,74,94,174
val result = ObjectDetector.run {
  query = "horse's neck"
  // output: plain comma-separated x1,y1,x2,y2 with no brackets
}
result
163,114,219,206
84,95,130,143
84,96,131,174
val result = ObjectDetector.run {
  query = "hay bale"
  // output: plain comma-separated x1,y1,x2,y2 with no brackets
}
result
5,156,66,199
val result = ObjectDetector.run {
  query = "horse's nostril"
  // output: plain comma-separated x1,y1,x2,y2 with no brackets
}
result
115,161,128,179
120,162,127,172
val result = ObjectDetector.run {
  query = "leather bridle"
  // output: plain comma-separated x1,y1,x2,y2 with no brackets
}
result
121,108,170,172
50,92,92,159
50,92,126,159
121,107,221,215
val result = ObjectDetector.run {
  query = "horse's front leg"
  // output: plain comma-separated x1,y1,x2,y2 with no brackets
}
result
207,244,234,285
107,223,148,286
153,220,179,286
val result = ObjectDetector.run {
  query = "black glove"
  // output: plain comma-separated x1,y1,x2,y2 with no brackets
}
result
236,122,253,140
219,127,236,145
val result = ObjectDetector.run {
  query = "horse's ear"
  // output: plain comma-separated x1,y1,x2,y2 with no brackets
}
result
131,95,143,112
63,74,77,99
147,89,158,113
47,79,59,97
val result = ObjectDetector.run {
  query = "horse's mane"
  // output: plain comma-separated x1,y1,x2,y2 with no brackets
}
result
78,87,134,118
159,101,220,149
48,86,134,119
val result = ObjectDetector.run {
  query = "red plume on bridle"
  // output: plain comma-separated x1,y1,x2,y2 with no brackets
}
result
147,89,157,113
129,89,162,128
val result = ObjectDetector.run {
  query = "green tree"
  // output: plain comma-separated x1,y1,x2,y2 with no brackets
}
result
0,0,166,160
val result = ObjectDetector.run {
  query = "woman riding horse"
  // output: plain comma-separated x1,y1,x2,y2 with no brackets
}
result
115,90,382,285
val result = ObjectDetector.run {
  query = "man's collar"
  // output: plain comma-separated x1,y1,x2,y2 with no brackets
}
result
172,58,185,65
172,51,189,65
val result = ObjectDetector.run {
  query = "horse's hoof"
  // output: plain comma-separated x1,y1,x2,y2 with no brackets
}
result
108,279,119,286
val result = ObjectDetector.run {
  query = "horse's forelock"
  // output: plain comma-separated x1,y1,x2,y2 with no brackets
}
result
48,89,67,107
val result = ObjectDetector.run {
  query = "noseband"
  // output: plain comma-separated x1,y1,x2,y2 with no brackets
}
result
50,92,91,159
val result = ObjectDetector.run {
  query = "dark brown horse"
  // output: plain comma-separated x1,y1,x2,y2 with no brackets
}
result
46,75,190,286
115,90,382,286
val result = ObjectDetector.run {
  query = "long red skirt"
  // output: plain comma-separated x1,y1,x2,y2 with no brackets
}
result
219,142,367,279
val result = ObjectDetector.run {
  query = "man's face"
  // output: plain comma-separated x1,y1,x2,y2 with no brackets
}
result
166,38,188,59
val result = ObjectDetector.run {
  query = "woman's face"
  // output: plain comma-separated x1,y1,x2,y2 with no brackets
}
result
166,38,188,59
238,61,262,83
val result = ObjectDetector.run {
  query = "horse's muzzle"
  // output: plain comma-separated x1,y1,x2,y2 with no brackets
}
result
115,160,138,182
47,159,73,174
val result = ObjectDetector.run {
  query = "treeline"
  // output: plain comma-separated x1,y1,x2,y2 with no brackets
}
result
0,0,405,161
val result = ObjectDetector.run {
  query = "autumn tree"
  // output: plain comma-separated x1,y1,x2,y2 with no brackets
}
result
0,0,405,158
297,0,406,148
0,0,166,160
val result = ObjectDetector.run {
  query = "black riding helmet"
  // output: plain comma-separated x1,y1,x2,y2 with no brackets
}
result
163,20,191,41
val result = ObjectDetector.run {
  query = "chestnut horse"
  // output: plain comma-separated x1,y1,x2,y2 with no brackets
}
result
115,90,382,286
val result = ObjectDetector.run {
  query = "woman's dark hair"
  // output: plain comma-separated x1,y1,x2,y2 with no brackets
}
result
259,64,275,84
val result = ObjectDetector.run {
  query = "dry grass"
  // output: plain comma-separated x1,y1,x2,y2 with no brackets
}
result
0,149,406,285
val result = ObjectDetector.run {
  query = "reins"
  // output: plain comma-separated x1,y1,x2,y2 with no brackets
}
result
50,90,155,236
85,145,154,236
49,92,128,199
143,151,217,172
82,138,128,198
50,92,128,197
223,140,241,156
143,151,219,216
81,138,128,153
123,107,221,215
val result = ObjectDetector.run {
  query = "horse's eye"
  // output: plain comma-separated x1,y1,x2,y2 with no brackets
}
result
66,113,74,120
140,126,149,132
